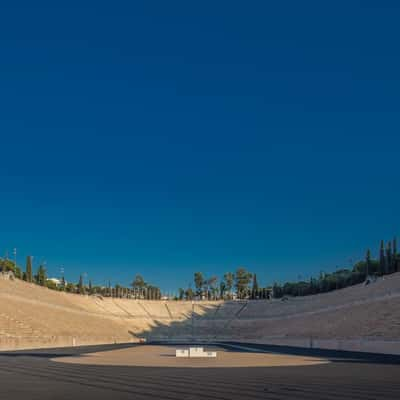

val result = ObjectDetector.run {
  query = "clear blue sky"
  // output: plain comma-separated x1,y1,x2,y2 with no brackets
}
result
0,1,399,291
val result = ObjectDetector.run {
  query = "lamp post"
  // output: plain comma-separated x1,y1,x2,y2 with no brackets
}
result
13,248,17,275
336,266,339,290
60,267,65,289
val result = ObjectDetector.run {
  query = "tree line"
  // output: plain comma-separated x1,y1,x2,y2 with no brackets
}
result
175,237,399,300
1,237,398,301
0,256,162,300
273,238,399,298
177,268,270,301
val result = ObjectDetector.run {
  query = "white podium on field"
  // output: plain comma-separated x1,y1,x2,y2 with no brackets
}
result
176,347,217,358
176,349,189,357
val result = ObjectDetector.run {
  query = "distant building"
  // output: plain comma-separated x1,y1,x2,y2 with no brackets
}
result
47,278,65,286
0,271,14,280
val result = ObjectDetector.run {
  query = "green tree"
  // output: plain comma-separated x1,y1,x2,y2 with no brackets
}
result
14,266,22,279
224,272,234,299
219,281,226,299
185,287,194,300
1,258,17,274
366,249,371,277
78,275,85,294
251,273,259,299
235,267,252,299
66,283,76,293
207,276,218,300
132,274,146,288
178,288,185,300
131,274,146,298
386,241,392,273
60,276,66,291
379,240,385,274
273,282,283,298
25,256,33,282
88,279,93,295
194,272,204,297
353,260,379,277
36,265,47,286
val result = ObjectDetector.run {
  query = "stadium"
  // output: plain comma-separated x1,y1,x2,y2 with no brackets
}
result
1,1,400,399
1,270,400,399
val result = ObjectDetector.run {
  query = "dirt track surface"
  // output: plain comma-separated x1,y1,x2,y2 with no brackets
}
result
1,343,400,400
53,344,329,368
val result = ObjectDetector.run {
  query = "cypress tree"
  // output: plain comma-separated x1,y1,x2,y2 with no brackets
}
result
252,274,259,299
194,272,204,298
88,280,93,295
379,240,385,275
366,249,371,278
78,275,85,294
386,242,392,273
37,265,46,286
392,237,397,272
26,256,33,282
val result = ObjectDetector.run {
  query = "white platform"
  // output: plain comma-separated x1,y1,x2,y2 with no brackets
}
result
176,349,189,357
176,347,217,358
